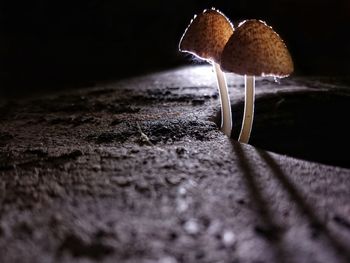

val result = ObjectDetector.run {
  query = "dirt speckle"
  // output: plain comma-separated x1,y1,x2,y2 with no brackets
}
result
111,176,134,187
254,225,281,241
58,234,114,260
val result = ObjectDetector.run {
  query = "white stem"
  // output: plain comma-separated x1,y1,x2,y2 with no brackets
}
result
213,62,232,137
238,75,255,143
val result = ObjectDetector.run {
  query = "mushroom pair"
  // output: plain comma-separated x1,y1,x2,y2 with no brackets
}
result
179,9,293,143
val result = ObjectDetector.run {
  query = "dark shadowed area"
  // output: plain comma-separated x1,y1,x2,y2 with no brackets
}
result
1,0,350,97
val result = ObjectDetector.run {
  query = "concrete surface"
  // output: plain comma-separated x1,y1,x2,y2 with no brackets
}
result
0,66,349,263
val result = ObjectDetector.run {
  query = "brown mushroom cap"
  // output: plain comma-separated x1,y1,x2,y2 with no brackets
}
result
221,20,293,77
179,8,234,63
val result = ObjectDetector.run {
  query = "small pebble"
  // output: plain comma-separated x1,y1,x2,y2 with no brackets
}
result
176,199,189,212
184,219,200,235
175,147,187,156
178,186,187,196
158,256,177,263
166,174,182,185
222,230,236,247
111,177,132,187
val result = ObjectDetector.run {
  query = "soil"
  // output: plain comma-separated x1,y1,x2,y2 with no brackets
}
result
0,66,349,263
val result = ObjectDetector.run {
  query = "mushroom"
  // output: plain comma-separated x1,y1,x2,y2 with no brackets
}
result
221,19,293,143
179,8,234,136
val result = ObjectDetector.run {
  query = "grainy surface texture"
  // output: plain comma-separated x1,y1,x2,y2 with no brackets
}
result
0,66,350,263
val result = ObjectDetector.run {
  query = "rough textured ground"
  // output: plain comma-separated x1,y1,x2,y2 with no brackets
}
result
0,66,349,263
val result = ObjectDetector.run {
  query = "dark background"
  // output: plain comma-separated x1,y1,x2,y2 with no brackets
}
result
1,0,349,97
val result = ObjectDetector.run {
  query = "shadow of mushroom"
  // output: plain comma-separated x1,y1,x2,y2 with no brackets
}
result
256,149,350,262
230,141,350,262
231,141,289,262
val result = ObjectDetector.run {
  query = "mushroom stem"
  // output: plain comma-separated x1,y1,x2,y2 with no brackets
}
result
213,62,232,136
238,75,255,143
